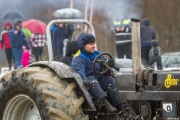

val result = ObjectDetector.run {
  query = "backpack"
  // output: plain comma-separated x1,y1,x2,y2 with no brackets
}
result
152,46,160,56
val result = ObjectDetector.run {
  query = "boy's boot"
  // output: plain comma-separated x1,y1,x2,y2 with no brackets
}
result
100,98,117,113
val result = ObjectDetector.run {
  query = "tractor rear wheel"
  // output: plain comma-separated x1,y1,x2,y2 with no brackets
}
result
0,66,89,120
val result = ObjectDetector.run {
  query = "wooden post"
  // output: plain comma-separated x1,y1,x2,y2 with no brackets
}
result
131,19,141,74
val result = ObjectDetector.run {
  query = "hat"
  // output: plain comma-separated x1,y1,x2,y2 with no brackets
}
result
17,20,22,24
77,33,95,50
63,39,69,42
4,22,12,30
151,40,158,47
14,22,22,29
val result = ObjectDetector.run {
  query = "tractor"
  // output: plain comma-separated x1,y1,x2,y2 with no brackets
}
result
0,19,179,120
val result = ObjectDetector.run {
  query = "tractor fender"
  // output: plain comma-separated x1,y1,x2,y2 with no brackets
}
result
28,61,96,111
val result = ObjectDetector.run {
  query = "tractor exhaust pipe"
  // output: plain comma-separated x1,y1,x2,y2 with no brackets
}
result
131,19,141,74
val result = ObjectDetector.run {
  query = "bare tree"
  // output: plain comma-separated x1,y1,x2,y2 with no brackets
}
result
84,0,89,32
89,0,94,23
70,0,73,8
88,0,94,33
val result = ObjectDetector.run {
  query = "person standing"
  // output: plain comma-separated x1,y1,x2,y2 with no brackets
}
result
113,15,131,59
148,40,162,70
16,21,32,42
53,24,67,60
16,20,32,58
0,23,14,70
140,18,157,65
115,26,131,59
30,33,46,61
66,17,75,40
71,23,84,41
50,18,58,53
66,24,74,40
8,22,30,69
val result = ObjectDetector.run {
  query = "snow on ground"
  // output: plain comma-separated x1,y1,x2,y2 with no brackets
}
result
0,67,13,79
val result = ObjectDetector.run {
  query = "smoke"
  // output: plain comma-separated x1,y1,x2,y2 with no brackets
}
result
77,0,142,21
0,0,143,19
0,0,143,24
73,0,143,33
45,0,143,21
93,0,143,22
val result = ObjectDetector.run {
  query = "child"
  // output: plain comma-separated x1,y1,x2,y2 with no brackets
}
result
148,40,162,70
0,23,13,70
21,45,30,67
62,39,69,56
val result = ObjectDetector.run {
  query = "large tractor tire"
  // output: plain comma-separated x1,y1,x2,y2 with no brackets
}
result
0,66,89,120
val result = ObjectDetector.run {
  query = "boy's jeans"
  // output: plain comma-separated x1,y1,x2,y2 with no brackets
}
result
12,47,23,69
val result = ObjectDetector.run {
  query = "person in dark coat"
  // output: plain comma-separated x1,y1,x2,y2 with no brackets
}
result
140,18,157,65
71,33,127,117
53,23,67,60
66,24,74,40
148,40,162,70
66,16,75,40
50,24,58,49
115,26,131,59
0,23,14,70
8,22,30,69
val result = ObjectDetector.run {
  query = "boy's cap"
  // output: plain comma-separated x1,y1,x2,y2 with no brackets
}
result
151,40,158,47
77,33,95,50
63,39,69,42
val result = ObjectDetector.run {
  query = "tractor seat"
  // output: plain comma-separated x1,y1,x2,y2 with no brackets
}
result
59,41,79,65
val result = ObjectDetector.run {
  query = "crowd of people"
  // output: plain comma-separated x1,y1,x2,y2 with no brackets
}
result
0,21,46,70
113,16,162,70
0,20,85,70
50,22,84,60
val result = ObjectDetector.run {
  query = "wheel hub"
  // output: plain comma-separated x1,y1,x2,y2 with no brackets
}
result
3,94,41,120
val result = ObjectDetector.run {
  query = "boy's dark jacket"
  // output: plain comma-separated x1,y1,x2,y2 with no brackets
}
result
71,33,109,80
8,29,29,49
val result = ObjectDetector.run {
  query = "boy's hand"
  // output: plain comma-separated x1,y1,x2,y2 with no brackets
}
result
83,79,93,88
107,58,115,68
14,30,18,34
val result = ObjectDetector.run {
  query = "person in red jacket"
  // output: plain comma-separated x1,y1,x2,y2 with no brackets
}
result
0,23,13,70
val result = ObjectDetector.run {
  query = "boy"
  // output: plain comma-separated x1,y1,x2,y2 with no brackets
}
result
8,22,30,69
71,34,127,119
148,40,162,70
